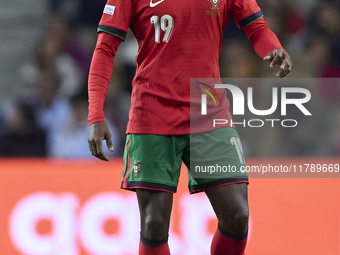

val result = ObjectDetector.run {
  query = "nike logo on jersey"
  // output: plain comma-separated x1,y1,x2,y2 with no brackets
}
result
150,0,166,7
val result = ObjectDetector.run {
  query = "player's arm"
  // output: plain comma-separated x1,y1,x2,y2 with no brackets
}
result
230,0,292,78
88,32,123,161
242,18,292,78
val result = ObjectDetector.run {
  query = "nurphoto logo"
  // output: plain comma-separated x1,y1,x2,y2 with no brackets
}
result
199,84,312,128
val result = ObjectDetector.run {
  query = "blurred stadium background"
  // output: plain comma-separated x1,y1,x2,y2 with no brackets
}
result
0,0,339,254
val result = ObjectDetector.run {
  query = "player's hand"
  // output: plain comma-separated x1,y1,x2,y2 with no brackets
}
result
88,121,114,162
264,49,292,78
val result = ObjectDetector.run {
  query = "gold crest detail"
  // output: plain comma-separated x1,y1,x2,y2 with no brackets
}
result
206,0,221,16
209,0,220,10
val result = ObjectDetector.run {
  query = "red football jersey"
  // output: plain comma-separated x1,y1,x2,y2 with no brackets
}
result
98,0,262,134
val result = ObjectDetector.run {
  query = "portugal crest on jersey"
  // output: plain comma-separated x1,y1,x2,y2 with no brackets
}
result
209,0,220,10
206,0,221,16
133,160,141,178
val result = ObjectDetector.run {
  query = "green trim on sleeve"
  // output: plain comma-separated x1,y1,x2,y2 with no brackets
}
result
242,15,264,28
97,28,126,41
239,10,264,28
97,25,127,40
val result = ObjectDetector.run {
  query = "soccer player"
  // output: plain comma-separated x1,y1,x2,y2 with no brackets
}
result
88,0,292,254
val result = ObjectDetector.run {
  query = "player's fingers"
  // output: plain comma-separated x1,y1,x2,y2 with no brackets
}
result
95,139,109,162
97,153,109,161
277,53,292,78
270,51,283,68
104,132,114,151
89,142,95,156
277,69,286,78
88,139,97,157
280,53,292,70
96,150,109,161
276,69,289,78
263,55,273,62
276,64,291,78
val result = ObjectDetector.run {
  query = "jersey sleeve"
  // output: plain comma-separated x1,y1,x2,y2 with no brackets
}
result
231,0,263,29
243,18,283,58
97,0,135,41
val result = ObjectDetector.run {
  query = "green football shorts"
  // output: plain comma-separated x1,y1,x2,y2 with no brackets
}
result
121,127,248,194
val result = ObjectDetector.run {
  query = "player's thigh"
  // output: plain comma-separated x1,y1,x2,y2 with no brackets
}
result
205,182,248,219
137,188,173,240
205,183,249,235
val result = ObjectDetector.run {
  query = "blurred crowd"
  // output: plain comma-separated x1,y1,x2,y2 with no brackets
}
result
0,0,339,158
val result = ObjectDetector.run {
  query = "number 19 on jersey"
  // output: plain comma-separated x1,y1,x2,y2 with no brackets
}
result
150,15,174,43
